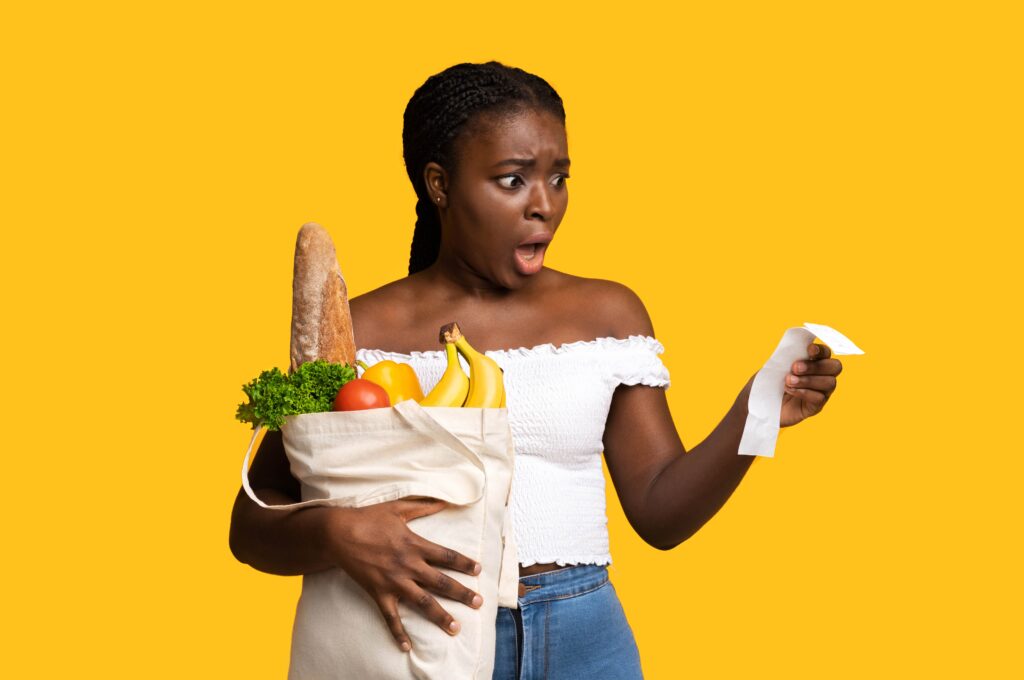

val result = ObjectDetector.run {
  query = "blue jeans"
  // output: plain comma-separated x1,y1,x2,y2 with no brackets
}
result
492,565,644,679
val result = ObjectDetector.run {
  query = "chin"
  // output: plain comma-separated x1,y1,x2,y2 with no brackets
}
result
498,271,532,291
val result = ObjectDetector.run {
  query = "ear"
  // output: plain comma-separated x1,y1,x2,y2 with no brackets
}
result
423,162,449,208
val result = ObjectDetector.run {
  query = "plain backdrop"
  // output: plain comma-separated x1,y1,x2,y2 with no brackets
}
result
2,1,1020,678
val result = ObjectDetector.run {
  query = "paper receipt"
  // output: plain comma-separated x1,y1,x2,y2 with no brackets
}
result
738,322,864,458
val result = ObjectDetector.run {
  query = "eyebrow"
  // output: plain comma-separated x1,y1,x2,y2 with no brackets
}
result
492,157,571,169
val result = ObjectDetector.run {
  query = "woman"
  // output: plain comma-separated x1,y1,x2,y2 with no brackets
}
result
229,61,843,679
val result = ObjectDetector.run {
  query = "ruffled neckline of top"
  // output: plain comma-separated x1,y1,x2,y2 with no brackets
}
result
356,334,665,360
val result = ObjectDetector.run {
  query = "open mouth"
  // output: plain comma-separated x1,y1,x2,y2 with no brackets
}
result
513,242,548,275
516,244,540,261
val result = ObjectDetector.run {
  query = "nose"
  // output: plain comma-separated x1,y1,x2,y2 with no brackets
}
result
527,183,553,221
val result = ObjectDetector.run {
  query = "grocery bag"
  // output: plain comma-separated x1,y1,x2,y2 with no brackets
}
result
240,399,519,680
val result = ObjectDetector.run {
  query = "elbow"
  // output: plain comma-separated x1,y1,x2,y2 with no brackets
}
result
652,539,679,552
637,524,681,551
640,520,705,552
228,494,254,566
629,492,712,551
228,522,250,566
646,535,684,552
229,527,249,565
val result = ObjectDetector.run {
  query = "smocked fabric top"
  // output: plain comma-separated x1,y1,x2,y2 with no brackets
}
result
356,335,671,567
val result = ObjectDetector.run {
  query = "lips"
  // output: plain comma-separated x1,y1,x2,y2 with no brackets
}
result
513,231,553,276
513,242,548,276
517,232,553,247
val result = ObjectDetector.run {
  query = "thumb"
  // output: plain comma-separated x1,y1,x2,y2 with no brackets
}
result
395,496,448,522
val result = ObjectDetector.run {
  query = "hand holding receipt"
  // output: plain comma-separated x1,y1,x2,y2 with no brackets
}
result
741,323,865,458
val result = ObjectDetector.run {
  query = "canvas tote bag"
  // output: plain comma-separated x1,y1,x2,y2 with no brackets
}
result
240,399,519,680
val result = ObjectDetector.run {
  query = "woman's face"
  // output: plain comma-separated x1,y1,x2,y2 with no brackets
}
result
425,108,570,291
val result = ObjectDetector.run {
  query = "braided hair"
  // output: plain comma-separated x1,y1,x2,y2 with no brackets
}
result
402,61,566,275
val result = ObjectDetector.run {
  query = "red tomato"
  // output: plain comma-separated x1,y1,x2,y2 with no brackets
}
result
333,378,391,411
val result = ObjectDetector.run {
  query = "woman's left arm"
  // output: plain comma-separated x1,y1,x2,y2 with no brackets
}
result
601,288,843,550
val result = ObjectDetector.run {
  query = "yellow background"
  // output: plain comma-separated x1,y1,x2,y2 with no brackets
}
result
3,1,1020,677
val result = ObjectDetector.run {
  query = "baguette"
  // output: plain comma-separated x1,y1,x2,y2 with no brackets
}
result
289,222,357,372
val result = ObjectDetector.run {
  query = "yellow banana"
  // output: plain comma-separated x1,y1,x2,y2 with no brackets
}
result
441,322,505,408
419,341,470,407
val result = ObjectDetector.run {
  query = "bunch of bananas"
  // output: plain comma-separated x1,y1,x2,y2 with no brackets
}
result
420,322,506,408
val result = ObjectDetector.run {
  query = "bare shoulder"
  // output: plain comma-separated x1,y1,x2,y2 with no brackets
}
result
563,274,655,339
349,278,410,313
348,278,417,349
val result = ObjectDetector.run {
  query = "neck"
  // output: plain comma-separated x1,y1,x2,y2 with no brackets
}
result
418,248,541,301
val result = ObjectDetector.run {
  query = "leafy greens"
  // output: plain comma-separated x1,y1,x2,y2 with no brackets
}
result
235,360,356,430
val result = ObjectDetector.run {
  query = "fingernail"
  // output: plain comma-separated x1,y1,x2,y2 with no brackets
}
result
810,345,819,356
472,595,483,607
472,563,481,575
449,621,461,634
401,641,411,652
787,376,799,385
795,362,805,373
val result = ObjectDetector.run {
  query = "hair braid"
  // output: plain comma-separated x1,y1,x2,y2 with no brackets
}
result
402,61,566,275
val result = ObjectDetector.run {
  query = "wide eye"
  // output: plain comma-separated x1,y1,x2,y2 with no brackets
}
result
497,174,523,189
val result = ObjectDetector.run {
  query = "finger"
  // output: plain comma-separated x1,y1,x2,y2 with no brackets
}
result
783,385,829,406
792,358,843,376
785,375,837,393
377,595,412,652
417,565,484,609
405,584,461,636
417,536,481,576
395,497,448,522
808,342,832,359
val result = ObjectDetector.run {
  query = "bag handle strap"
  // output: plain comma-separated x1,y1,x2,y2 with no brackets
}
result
392,400,486,476
240,426,335,510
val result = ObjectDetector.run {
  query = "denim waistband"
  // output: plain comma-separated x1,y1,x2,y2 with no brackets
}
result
514,564,610,606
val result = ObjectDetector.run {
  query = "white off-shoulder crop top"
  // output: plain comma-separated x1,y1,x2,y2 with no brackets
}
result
355,335,671,567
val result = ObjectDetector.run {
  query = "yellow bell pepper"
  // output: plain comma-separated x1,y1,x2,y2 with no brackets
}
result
356,360,424,405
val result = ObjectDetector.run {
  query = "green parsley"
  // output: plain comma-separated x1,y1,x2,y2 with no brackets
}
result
235,360,356,430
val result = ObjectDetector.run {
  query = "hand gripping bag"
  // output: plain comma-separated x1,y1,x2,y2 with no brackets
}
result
240,400,519,680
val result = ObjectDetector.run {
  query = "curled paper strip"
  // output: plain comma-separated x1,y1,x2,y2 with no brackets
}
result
739,322,864,458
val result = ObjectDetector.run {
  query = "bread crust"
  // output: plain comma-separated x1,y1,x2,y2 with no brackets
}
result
289,222,357,371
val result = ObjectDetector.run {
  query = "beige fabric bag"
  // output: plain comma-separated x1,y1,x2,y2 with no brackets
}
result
240,400,518,680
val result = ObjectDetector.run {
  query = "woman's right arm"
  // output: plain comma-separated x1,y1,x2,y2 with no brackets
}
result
228,429,338,575
228,429,486,651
